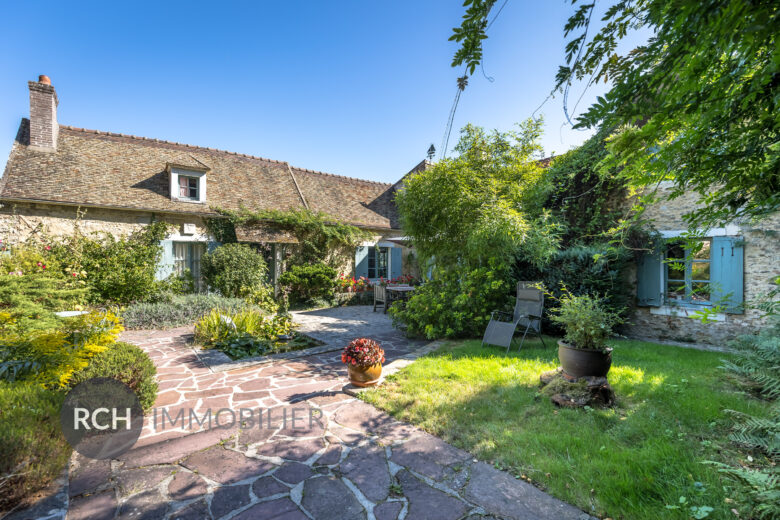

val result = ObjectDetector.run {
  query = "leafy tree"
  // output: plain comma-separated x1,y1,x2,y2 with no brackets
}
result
451,0,780,229
396,119,559,270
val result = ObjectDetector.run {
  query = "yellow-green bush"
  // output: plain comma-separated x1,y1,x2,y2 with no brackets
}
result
0,310,123,388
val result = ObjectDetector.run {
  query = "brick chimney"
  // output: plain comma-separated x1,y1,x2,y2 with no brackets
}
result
28,75,59,152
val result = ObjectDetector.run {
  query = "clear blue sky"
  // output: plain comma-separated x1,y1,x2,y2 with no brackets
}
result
0,1,644,184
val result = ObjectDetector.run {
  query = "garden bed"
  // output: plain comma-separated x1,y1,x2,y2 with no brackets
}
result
193,332,336,373
360,336,772,520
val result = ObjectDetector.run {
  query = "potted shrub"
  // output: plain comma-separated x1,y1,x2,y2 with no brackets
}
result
342,338,385,387
550,292,623,379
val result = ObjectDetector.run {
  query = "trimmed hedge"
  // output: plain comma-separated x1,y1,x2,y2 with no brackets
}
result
70,341,158,411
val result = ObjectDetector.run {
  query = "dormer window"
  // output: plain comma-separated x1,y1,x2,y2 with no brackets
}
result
168,164,208,204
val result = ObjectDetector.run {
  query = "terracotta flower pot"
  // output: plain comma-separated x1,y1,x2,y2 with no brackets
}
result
558,340,613,379
348,363,382,387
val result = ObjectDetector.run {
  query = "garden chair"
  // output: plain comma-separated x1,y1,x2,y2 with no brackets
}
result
482,281,547,352
374,285,388,313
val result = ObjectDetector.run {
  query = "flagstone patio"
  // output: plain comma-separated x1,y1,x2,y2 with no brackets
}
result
62,306,593,520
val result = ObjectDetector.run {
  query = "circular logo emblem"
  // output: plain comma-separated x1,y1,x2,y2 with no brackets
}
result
60,377,144,459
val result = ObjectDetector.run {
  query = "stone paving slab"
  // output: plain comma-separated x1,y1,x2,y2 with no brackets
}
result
51,306,595,520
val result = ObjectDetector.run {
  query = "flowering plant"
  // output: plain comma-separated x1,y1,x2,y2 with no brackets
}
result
378,274,417,287
341,338,385,367
337,275,374,293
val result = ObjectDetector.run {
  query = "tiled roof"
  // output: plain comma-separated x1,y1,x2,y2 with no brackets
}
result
0,120,400,229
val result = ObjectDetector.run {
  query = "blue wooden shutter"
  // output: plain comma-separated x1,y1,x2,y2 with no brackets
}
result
390,247,402,279
156,240,174,280
711,236,744,313
355,246,369,278
207,240,220,253
637,251,663,306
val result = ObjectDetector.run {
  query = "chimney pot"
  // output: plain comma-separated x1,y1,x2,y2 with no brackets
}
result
38,75,51,85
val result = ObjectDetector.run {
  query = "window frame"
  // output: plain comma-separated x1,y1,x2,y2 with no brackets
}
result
169,166,207,204
367,246,389,279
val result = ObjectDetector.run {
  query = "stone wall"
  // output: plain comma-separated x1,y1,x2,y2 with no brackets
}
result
622,183,780,345
0,202,209,244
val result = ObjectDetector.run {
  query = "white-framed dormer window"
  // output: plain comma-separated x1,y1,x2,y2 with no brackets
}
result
168,165,207,204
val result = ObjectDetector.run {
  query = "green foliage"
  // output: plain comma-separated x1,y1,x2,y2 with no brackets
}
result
0,310,124,388
556,0,779,228
451,0,779,229
201,243,268,298
390,262,511,339
723,322,780,401
70,342,158,411
543,127,631,244
396,121,560,271
243,284,280,314
194,308,297,359
449,0,497,75
514,244,630,333
713,321,780,519
0,381,69,513
214,207,370,268
0,246,88,331
120,293,250,329
50,221,169,304
549,290,623,351
279,263,337,303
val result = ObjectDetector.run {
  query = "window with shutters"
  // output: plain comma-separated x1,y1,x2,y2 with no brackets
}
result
637,234,744,314
665,239,711,305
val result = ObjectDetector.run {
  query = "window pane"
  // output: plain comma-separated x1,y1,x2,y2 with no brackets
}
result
692,239,711,260
691,262,710,281
179,176,188,198
667,242,685,261
691,282,711,302
377,247,388,279
667,281,686,301
667,261,685,280
173,243,187,275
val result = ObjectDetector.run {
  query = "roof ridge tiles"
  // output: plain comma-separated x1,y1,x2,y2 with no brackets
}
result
59,125,289,165
290,166,391,186
59,124,392,185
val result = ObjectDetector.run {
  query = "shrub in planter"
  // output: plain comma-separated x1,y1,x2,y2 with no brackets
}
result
279,263,337,303
550,291,623,378
70,342,158,412
201,243,269,298
342,338,385,387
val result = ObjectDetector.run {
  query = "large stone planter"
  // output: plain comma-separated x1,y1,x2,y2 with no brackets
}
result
557,340,612,379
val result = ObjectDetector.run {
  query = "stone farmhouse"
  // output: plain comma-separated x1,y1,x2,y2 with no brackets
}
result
1,76,777,345
0,76,420,288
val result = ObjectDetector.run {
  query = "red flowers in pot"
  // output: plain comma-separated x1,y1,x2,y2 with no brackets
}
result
342,338,385,387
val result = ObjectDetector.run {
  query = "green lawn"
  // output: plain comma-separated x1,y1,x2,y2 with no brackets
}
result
361,337,769,520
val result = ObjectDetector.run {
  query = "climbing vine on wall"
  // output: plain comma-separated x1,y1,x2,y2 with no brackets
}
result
207,207,370,267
